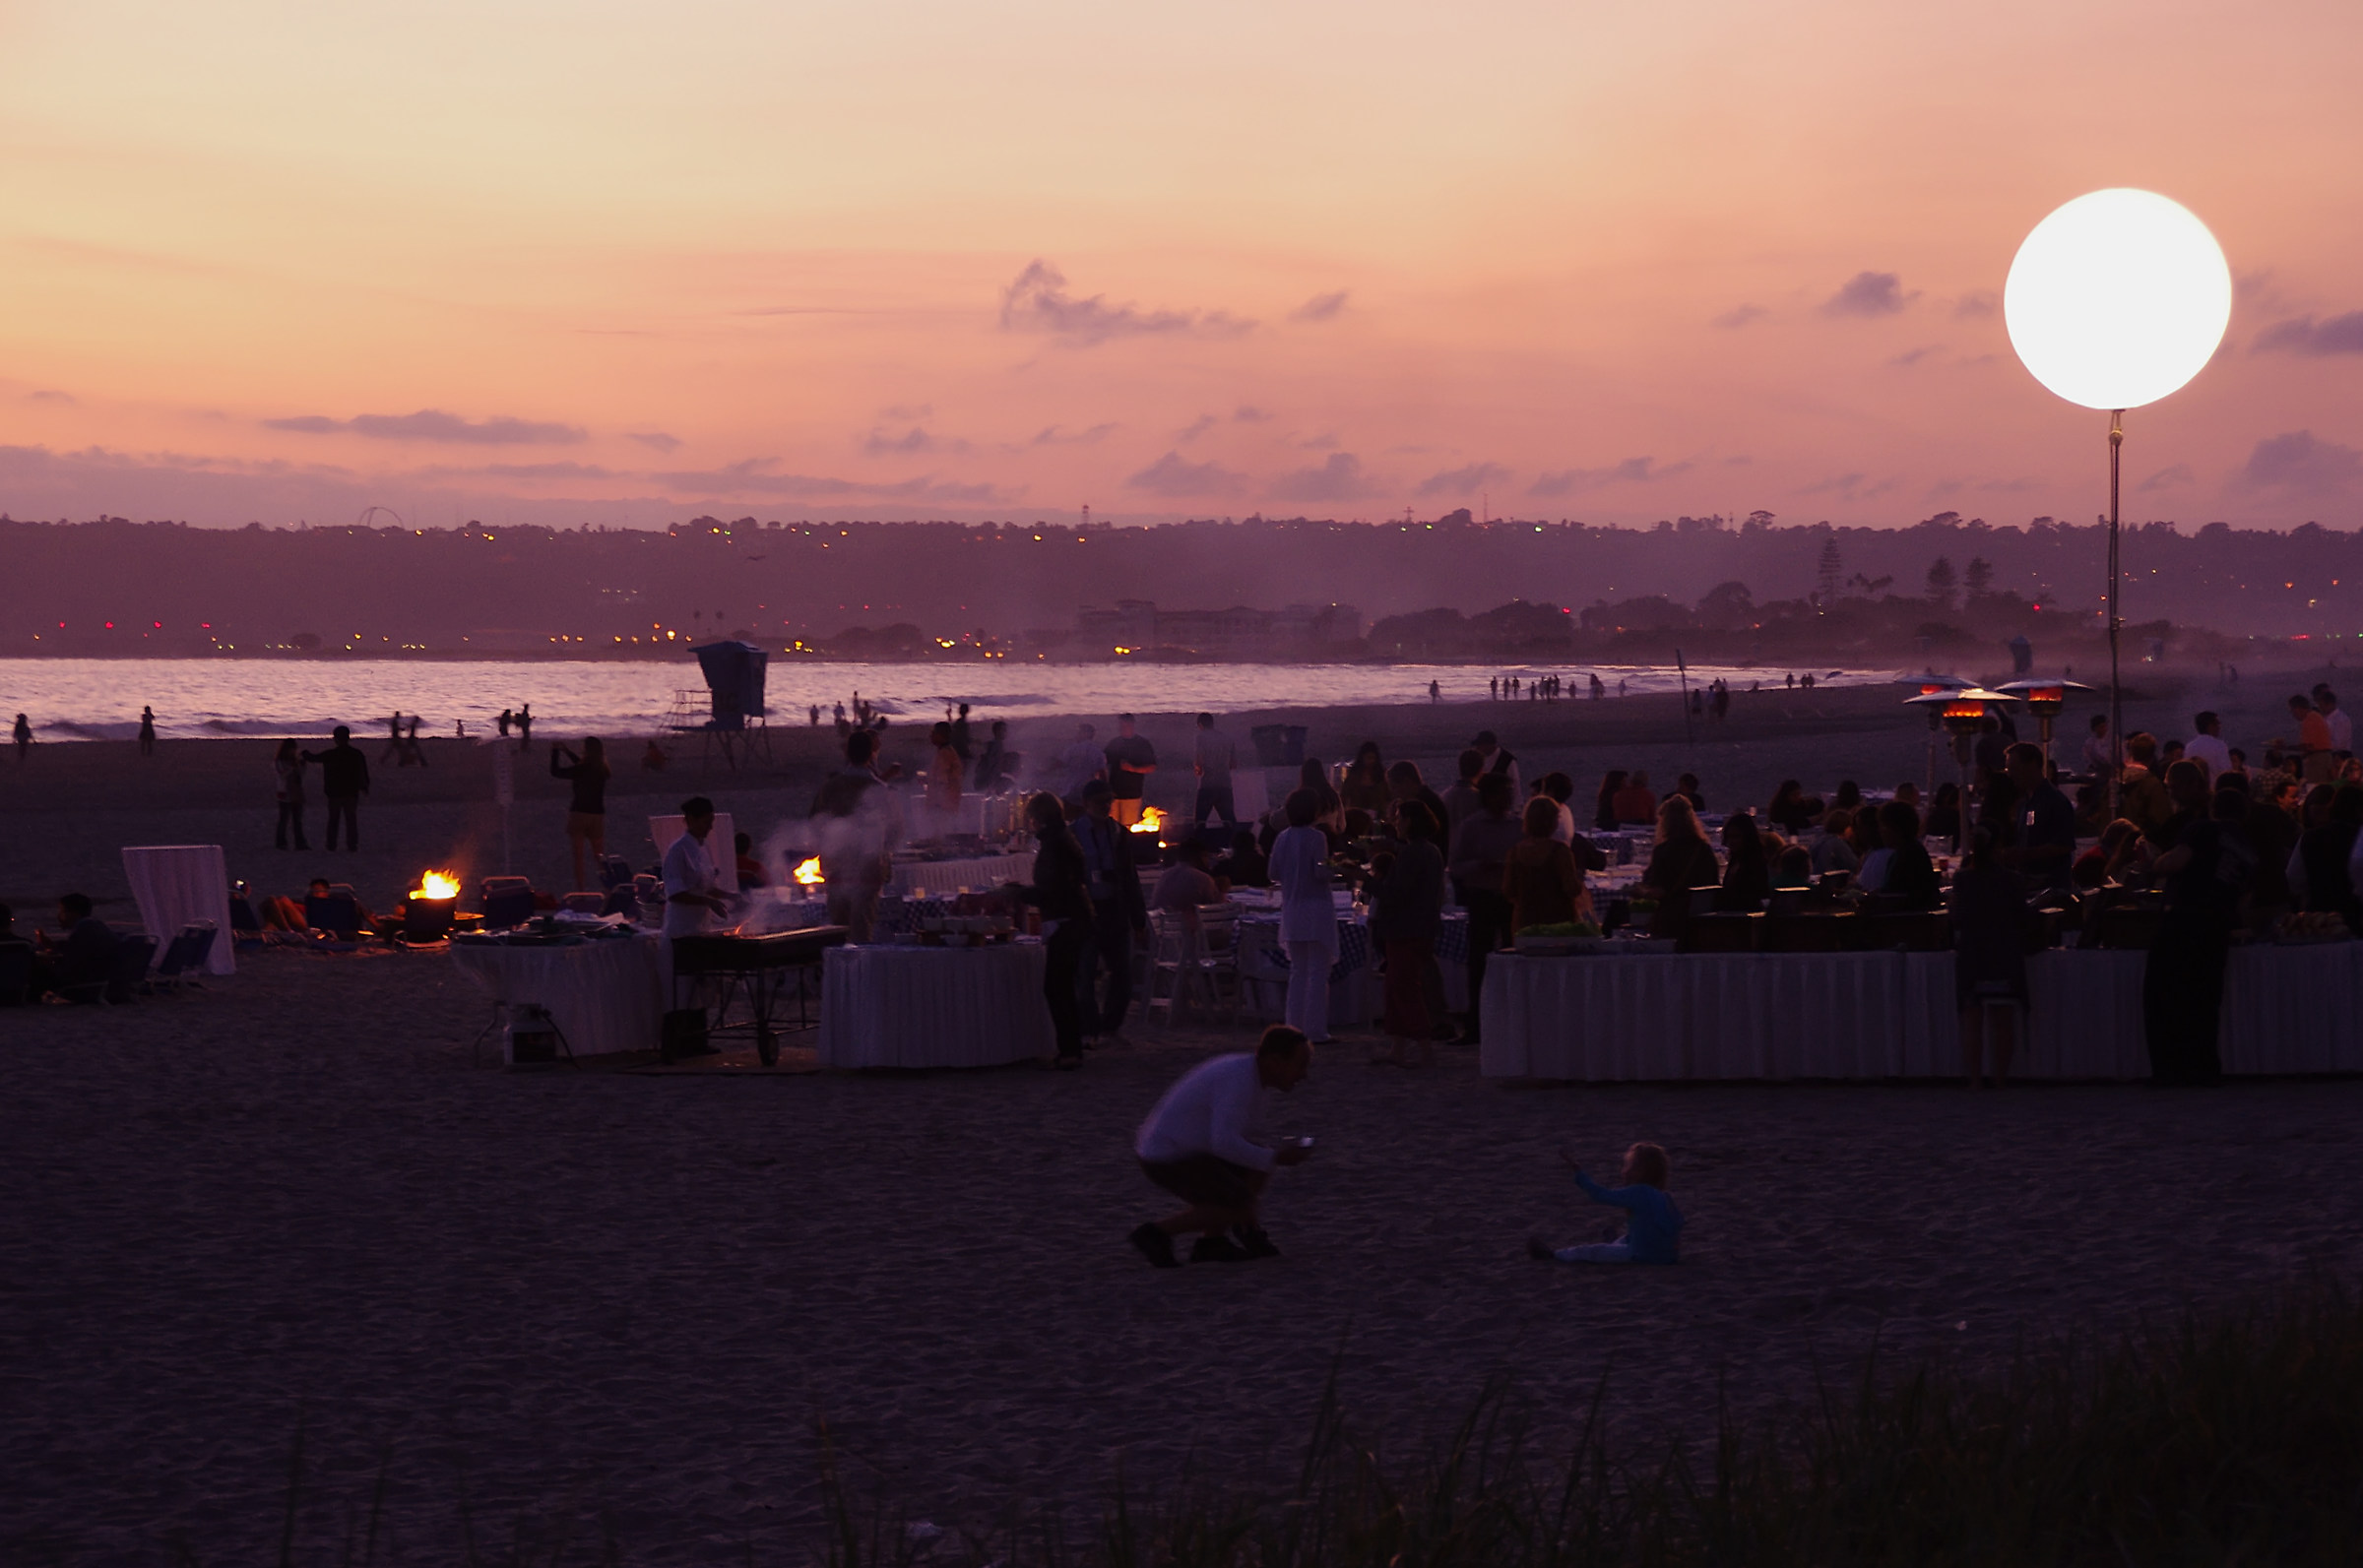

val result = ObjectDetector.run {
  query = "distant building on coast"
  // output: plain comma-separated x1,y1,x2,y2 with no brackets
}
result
1061,599,1363,659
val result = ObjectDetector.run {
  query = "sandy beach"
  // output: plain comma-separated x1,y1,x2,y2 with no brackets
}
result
7,665,2361,1562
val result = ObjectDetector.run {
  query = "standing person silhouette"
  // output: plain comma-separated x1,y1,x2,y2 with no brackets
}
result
516,704,533,743
404,714,428,767
13,713,30,761
550,737,610,890
273,739,308,849
383,712,405,761
301,726,370,851
138,706,157,757
497,709,512,738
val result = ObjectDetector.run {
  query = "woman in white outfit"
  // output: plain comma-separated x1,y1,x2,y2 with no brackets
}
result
1268,787,1340,1042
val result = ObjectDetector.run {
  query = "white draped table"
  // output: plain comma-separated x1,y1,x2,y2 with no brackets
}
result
889,854,1035,897
817,942,1053,1068
448,934,668,1058
1482,943,2363,1082
120,845,235,974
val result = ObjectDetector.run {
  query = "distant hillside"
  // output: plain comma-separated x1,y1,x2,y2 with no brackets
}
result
2,509,2354,659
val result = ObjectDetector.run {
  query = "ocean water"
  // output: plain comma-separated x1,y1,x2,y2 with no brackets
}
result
0,658,1888,742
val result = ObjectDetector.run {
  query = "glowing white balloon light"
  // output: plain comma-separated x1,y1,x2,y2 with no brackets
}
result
2004,188,2231,411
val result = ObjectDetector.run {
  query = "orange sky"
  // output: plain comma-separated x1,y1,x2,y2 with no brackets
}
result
3,0,2360,530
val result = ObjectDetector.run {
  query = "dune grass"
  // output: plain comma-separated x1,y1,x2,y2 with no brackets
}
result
91,1275,2363,1566
825,1274,2363,1568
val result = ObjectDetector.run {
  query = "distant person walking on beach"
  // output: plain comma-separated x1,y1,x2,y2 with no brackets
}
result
1127,1025,1313,1267
550,737,610,890
403,714,427,767
1429,679,1440,703
138,706,157,756
1190,712,1237,830
497,709,512,738
382,712,405,761
516,704,533,743
273,739,309,850
12,713,29,761
302,726,370,851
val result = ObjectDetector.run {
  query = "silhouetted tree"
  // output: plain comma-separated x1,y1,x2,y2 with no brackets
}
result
1926,556,1956,607
1815,537,1844,603
1964,556,1994,596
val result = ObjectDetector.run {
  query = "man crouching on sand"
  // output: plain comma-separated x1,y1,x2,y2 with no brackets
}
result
1129,1026,1313,1267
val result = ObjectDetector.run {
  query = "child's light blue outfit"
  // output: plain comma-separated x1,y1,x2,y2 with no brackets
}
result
1554,1171,1683,1264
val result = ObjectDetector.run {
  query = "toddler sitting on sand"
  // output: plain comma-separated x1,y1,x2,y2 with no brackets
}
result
1527,1143,1682,1265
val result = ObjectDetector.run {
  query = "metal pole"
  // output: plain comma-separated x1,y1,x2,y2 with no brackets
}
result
2107,409,2124,819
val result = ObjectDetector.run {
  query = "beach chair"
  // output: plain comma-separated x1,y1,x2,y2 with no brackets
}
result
304,889,364,939
227,894,265,947
479,876,538,931
0,940,32,1005
151,922,219,993
68,934,159,1004
559,892,607,915
598,854,634,891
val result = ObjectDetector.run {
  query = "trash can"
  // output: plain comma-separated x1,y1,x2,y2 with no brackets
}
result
1249,723,1308,768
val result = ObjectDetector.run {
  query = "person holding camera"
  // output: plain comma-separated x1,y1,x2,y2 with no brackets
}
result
1128,1025,1314,1266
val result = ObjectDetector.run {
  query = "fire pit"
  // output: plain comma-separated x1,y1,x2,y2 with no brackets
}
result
404,868,461,941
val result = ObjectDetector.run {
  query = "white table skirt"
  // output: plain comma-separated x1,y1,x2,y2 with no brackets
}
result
1483,943,2363,1082
890,853,1035,897
449,935,668,1058
120,845,235,973
817,942,1053,1068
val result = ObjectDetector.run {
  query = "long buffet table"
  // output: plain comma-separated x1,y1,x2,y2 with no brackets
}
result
1478,942,2363,1082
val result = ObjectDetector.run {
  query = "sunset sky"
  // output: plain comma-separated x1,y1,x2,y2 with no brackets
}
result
2,0,2359,531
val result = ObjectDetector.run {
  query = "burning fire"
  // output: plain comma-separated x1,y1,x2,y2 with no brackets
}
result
412,869,461,901
793,856,825,887
1128,806,1165,836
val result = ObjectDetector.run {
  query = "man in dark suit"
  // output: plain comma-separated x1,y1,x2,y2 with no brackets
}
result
302,725,371,850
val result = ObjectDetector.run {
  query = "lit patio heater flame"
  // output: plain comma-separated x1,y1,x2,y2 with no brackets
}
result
1129,806,1165,836
412,869,461,901
793,856,825,887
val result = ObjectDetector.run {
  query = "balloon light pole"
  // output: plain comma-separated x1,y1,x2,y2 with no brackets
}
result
2004,189,2231,814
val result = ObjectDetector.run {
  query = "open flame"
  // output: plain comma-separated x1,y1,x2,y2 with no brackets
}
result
412,869,461,901
793,855,825,887
1128,806,1165,836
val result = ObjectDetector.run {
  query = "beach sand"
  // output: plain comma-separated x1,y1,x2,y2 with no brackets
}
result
9,950,2363,1563
6,667,2358,1562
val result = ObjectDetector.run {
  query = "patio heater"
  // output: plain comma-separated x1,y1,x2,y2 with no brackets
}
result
1906,688,2013,853
2004,189,2230,817
1995,678,2094,771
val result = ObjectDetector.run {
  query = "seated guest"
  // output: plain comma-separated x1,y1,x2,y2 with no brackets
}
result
33,892,115,999
2074,819,2145,890
1811,808,1862,876
1503,797,1602,932
1214,830,1267,888
1772,844,1814,891
1831,780,1864,815
1924,782,1963,844
1673,773,1706,812
1877,800,1943,909
1766,779,1822,834
1594,770,1628,833
1720,812,1772,909
1895,781,1922,810
1151,840,1222,915
1638,795,1721,940
1611,769,1658,826
734,831,770,888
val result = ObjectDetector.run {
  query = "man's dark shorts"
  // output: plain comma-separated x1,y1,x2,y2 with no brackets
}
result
1140,1154,1265,1209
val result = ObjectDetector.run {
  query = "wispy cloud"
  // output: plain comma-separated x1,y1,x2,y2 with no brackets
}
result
1821,271,1918,318
2139,464,2195,493
626,430,681,453
2252,312,2363,355
2236,430,2363,495
28,389,77,405
1415,461,1511,498
998,259,1254,347
1712,304,1765,330
1027,423,1117,446
1174,414,1218,444
1890,345,1942,367
418,461,621,481
1527,456,1688,497
1799,471,1899,501
1267,452,1376,503
1951,290,1999,320
1234,406,1272,423
1125,451,1246,498
651,458,1014,504
861,425,968,457
1289,290,1349,323
265,408,586,445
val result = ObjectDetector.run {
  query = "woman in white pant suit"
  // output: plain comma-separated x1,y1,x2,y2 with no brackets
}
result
1268,787,1340,1042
